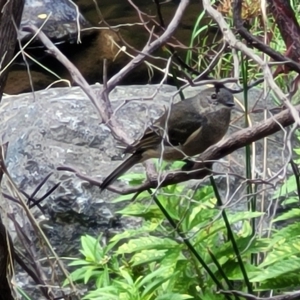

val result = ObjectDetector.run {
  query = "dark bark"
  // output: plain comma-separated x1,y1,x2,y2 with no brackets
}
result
0,222,14,300
0,144,13,300
232,0,300,75
268,0,300,69
0,0,24,101
0,1,25,298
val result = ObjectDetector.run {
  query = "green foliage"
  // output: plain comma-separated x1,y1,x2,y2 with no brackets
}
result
63,177,263,299
64,154,300,299
185,0,300,92
273,130,300,206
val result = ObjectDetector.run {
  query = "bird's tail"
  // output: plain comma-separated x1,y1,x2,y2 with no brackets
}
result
100,153,143,191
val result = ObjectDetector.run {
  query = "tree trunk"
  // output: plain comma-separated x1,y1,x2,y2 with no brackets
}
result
0,0,24,101
0,1,25,298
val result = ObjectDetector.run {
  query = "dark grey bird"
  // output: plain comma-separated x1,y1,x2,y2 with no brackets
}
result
100,87,235,190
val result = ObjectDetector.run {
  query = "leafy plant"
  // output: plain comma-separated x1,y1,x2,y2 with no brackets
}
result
65,175,270,299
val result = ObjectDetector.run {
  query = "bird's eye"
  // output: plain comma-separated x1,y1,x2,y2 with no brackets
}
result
211,93,217,99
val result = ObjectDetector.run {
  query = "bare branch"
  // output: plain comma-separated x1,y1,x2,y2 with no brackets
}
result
202,0,300,126
103,0,190,94
58,104,298,194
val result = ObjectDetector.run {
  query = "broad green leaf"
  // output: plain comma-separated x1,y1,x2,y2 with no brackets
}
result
83,286,119,299
84,267,103,284
68,259,94,266
205,236,270,266
96,268,110,288
109,222,160,244
116,202,163,219
272,208,300,222
119,267,135,285
222,261,258,281
187,202,218,231
160,248,184,268
113,190,150,203
155,293,193,300
273,222,300,239
139,266,174,292
260,238,300,267
65,266,89,284
256,273,300,290
252,257,300,282
117,236,178,254
273,175,298,198
81,235,102,262
130,249,168,266
194,211,263,244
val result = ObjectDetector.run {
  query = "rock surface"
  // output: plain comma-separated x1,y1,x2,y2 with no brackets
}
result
20,0,91,42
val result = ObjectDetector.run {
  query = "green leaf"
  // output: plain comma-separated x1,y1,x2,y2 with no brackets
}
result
222,261,258,281
273,222,300,239
160,248,184,267
130,249,168,266
194,211,263,244
252,257,300,282
81,235,102,262
239,220,253,237
116,202,163,219
96,268,110,288
256,273,300,290
65,266,89,284
281,196,299,206
193,185,215,202
272,208,300,223
84,267,102,284
109,222,159,245
112,190,150,203
187,200,218,230
83,286,119,299
155,293,193,300
68,259,94,266
197,291,226,300
207,236,270,267
139,266,175,294
119,267,135,285
259,238,300,267
117,236,178,254
273,175,298,198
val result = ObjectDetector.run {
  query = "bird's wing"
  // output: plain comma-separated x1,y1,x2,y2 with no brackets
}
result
124,101,206,153
167,111,206,146
124,125,162,154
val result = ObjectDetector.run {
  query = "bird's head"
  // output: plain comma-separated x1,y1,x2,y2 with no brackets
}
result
207,87,235,111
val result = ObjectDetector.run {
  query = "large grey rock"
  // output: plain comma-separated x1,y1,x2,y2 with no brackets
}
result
20,0,92,42
0,84,289,254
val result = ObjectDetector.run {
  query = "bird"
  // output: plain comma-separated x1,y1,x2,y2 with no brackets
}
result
100,87,235,190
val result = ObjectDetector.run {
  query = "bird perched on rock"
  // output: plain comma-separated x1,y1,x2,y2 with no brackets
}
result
100,87,235,190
